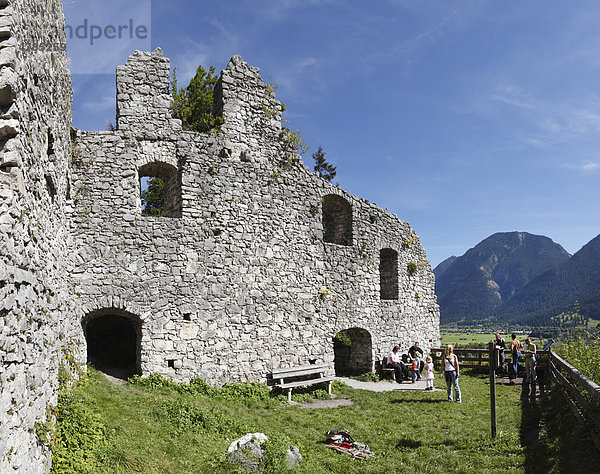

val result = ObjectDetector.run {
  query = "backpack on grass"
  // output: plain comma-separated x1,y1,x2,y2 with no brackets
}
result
325,428,354,444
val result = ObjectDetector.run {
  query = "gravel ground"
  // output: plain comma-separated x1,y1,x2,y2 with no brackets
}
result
295,377,442,408
336,377,441,392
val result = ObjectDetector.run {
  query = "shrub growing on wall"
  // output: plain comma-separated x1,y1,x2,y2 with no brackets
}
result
171,65,224,133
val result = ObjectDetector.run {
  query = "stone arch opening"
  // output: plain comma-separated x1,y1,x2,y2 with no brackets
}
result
139,161,182,217
83,309,142,379
322,194,352,246
380,248,399,300
333,328,372,376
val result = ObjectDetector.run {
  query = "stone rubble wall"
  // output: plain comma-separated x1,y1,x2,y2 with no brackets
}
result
0,1,441,468
70,50,440,385
0,0,83,471
116,49,182,140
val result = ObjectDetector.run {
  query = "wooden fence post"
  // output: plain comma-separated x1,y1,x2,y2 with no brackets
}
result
489,341,497,439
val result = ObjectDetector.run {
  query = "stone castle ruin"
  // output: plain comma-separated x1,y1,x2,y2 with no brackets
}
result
0,0,440,470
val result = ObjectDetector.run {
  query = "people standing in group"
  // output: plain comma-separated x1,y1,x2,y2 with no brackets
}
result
494,333,506,376
387,346,407,383
440,344,461,403
408,341,424,381
523,337,537,387
509,334,522,384
423,355,434,391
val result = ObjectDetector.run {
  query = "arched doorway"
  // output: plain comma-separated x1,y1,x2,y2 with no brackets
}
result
83,310,142,379
333,328,373,376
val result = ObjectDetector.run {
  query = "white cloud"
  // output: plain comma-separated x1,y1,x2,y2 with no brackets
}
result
467,78,600,152
560,161,600,173
256,0,337,22
167,32,236,86
270,56,320,95
581,162,600,172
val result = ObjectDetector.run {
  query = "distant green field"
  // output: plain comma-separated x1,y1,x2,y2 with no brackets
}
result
439,331,545,349
440,331,498,347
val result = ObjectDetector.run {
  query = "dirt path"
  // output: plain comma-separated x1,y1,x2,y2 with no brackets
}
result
336,377,441,392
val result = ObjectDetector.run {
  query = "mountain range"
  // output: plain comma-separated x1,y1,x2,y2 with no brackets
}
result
433,231,600,325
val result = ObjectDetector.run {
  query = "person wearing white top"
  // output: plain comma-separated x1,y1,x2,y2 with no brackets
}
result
423,355,435,391
386,346,407,382
439,344,461,402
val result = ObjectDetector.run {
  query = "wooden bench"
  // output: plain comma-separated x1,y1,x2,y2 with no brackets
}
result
272,363,335,403
381,366,396,381
380,357,396,381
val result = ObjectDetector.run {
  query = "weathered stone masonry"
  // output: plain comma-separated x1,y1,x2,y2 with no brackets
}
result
1,1,83,472
1,1,440,470
70,49,440,384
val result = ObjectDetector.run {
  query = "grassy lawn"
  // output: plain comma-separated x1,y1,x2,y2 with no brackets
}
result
50,368,600,473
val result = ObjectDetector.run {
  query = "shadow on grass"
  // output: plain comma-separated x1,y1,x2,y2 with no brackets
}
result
390,398,448,404
395,437,422,449
430,439,458,447
521,381,600,473
395,437,458,451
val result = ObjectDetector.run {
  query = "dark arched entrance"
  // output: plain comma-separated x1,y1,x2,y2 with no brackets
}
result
83,310,142,379
333,327,373,376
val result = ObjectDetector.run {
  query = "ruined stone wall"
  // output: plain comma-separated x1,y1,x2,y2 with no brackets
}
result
0,0,83,471
0,0,439,469
70,50,440,385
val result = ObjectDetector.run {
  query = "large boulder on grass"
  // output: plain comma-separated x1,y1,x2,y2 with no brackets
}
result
227,433,268,471
227,432,302,471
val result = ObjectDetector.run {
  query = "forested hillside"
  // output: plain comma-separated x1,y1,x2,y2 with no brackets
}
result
434,232,571,323
496,234,600,324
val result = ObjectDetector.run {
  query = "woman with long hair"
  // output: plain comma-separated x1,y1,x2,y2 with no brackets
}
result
440,344,461,403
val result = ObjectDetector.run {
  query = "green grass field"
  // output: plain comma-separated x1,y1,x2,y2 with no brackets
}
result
440,331,547,349
440,331,499,347
50,368,600,473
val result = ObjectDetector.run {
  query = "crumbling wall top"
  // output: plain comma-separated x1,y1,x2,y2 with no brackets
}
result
116,48,182,139
115,50,284,145
214,54,284,142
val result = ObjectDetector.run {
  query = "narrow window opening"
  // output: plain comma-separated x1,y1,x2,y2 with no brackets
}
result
47,130,55,158
167,359,175,369
380,248,399,300
45,174,56,202
140,175,165,216
322,194,353,246
139,161,182,218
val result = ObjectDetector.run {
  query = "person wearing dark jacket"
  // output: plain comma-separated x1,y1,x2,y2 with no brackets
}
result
408,341,424,376
494,333,506,375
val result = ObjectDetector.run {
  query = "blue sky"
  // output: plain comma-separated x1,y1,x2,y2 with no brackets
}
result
65,0,600,267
